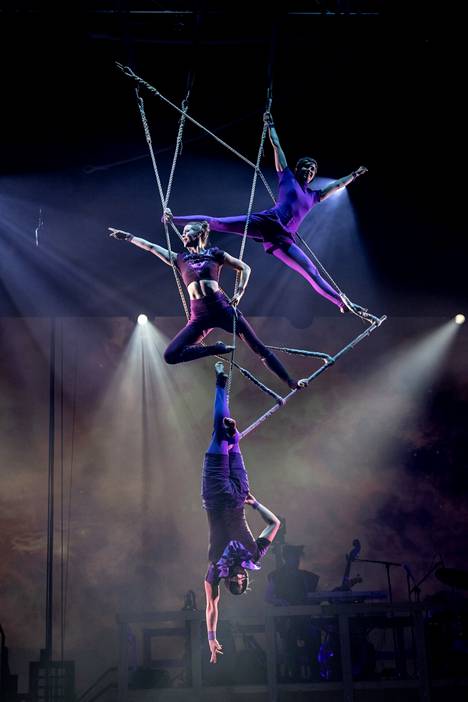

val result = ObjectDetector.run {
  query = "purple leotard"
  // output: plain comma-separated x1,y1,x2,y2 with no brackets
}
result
269,166,321,235
202,379,271,583
167,168,345,309
168,167,321,253
176,247,225,287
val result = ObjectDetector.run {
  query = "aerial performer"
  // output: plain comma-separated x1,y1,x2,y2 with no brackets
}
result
202,362,281,663
109,222,306,389
164,112,376,322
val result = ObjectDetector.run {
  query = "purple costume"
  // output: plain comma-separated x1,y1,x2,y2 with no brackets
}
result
164,247,295,388
170,167,319,253
168,167,343,308
202,377,270,585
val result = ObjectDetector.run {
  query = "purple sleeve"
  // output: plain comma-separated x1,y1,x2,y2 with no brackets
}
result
205,562,221,585
310,189,321,205
277,166,291,185
210,247,226,265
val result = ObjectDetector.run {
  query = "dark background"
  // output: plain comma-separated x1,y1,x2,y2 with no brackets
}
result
1,2,466,319
1,2,467,695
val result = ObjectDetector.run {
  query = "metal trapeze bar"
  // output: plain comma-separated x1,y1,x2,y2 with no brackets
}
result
266,345,333,362
239,315,387,440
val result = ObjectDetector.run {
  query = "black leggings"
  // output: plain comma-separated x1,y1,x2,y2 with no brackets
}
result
164,291,294,388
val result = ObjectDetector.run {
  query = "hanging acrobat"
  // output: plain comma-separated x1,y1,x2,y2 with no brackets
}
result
202,362,281,663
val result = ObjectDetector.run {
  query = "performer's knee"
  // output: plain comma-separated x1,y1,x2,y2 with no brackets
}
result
164,345,180,364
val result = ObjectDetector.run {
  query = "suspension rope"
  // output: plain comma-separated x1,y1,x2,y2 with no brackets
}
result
295,231,344,296
239,315,387,441
227,89,273,395
233,361,284,405
117,65,356,304
126,67,377,405
135,89,191,321
135,83,282,402
116,63,276,202
229,357,284,404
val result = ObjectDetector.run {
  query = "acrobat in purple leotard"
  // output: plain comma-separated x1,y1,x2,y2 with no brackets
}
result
168,167,343,309
164,246,296,388
202,374,270,585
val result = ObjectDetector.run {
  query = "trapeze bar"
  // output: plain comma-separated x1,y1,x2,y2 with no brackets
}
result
239,315,387,440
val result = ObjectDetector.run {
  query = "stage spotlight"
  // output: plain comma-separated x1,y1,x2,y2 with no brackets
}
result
137,314,148,326
455,314,465,325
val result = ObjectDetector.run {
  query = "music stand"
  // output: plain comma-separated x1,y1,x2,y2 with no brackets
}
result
355,557,404,677
355,557,401,605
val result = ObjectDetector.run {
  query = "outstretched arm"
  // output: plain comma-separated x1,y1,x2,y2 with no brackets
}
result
204,580,223,664
108,228,176,266
245,492,281,543
319,166,368,202
222,253,251,307
264,113,288,172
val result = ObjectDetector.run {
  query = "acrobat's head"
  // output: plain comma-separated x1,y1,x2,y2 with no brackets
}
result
182,221,210,249
295,157,318,185
223,416,237,439
224,565,249,596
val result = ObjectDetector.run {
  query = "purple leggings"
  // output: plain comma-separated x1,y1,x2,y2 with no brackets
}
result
171,213,342,308
164,291,294,387
203,383,248,510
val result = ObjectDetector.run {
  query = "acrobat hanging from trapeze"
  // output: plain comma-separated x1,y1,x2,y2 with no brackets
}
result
202,361,281,663
163,112,378,324
109,223,308,391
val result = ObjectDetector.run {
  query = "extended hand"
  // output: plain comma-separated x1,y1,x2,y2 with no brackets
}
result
354,166,368,177
163,207,173,223
209,639,223,664
230,292,242,308
245,492,257,505
108,227,131,241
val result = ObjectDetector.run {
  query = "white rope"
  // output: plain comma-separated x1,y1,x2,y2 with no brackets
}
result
227,107,272,396
135,90,191,321
117,66,353,302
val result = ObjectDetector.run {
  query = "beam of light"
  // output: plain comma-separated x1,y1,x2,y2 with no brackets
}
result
137,314,148,326
0,191,135,321
298,319,461,490
86,317,214,602
455,314,465,325
245,175,378,323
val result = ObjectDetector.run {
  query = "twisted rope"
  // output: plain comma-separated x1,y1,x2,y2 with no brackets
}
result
227,96,272,396
135,90,191,321
117,63,276,201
